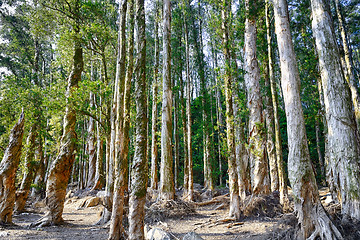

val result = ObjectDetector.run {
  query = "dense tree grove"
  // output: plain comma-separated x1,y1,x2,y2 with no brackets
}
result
1,0,360,239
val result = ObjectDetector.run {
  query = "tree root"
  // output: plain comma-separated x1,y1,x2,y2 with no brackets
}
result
29,214,62,228
306,204,343,240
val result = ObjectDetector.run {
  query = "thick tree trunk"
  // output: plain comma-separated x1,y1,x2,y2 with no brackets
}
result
150,1,160,190
159,0,174,201
0,112,25,224
311,0,360,221
14,124,37,212
244,0,270,196
128,0,147,238
30,29,83,226
222,0,240,220
273,0,343,238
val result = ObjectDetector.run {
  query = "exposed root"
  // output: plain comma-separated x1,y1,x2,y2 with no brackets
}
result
242,192,283,219
29,214,62,228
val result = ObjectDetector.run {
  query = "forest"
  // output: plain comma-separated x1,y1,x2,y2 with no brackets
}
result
0,0,360,239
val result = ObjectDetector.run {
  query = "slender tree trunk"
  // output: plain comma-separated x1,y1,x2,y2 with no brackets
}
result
87,61,97,188
334,0,360,129
311,0,360,221
183,13,193,201
273,0,343,238
150,1,160,190
159,0,174,201
222,0,240,220
264,0,278,193
266,0,288,205
0,112,25,224
174,94,180,189
128,0,147,238
108,1,130,239
315,117,325,181
92,95,104,191
244,0,270,196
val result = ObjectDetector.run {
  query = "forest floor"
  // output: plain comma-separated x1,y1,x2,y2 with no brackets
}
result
0,186,358,240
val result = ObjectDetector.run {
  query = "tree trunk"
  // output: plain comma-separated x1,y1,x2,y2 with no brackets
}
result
273,0,343,238
183,11,193,201
0,112,25,224
86,61,97,188
15,124,37,212
244,0,270,196
150,1,160,190
30,25,83,226
334,0,360,129
221,0,240,220
128,0,147,238
159,0,174,201
92,97,104,191
109,0,134,238
311,0,360,221
264,0,279,193
266,0,288,206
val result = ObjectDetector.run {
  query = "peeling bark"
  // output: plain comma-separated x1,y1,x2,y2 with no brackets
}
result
273,0,343,238
0,112,25,224
311,0,360,221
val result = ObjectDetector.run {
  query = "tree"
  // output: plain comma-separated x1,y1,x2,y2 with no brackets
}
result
311,0,360,221
128,0,147,238
0,112,25,224
273,0,342,238
221,0,240,220
30,0,84,226
159,0,175,201
244,0,270,196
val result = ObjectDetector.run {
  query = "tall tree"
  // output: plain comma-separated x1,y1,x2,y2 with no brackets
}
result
159,0,175,201
128,0,147,238
150,0,160,191
311,0,360,221
273,0,342,238
221,0,240,220
31,6,84,225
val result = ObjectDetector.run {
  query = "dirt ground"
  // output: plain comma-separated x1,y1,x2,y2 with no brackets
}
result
0,187,340,240
0,192,290,240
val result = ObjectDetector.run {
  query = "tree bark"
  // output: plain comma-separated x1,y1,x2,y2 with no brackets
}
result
159,0,174,201
221,0,240,220
0,112,25,224
244,0,270,196
14,124,37,212
266,0,288,206
150,1,160,190
334,0,360,129
128,0,147,238
311,0,360,221
30,22,84,226
183,7,193,201
273,0,343,238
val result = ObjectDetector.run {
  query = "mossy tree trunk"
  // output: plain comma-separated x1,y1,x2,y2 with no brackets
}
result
128,0,147,238
0,112,25,224
221,0,240,220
